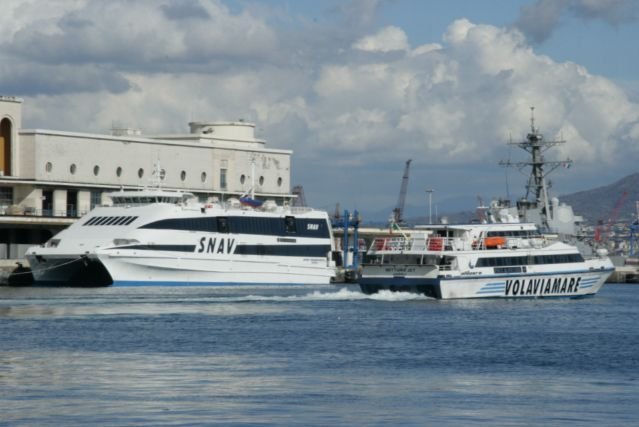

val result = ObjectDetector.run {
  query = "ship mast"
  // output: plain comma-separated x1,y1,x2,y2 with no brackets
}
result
499,107,572,230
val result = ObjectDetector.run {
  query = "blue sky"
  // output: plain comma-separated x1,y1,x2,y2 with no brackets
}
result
1,0,638,220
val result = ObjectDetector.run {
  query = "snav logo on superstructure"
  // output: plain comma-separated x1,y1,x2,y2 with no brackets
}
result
307,223,319,231
197,237,236,254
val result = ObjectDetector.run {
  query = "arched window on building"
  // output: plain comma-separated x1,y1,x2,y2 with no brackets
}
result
0,118,12,176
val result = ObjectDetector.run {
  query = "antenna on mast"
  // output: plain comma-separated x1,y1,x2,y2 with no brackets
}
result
498,107,572,231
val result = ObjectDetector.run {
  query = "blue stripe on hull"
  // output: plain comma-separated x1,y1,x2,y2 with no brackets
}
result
437,268,614,281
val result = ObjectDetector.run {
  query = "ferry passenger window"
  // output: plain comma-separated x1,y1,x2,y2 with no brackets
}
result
277,177,282,187
45,162,53,172
240,174,246,185
259,176,264,186
70,164,77,174
138,168,144,178
94,165,100,176
217,217,229,233
181,171,186,181
116,167,123,177
284,216,296,233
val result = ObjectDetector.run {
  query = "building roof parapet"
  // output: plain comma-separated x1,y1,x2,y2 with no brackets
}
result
0,95,23,104
19,128,289,154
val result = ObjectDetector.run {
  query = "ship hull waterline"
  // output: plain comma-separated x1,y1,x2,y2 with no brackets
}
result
359,268,614,299
26,252,335,287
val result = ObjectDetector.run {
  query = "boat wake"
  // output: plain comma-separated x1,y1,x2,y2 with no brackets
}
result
236,287,433,302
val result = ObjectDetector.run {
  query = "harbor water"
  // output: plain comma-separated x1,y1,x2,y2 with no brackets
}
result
1,284,638,426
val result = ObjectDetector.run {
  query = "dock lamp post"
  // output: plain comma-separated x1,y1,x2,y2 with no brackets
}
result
426,189,434,224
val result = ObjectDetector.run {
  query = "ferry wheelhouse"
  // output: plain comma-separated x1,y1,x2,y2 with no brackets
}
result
359,222,613,299
25,189,336,286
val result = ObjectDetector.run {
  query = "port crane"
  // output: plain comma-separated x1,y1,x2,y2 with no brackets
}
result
392,159,412,224
595,191,628,244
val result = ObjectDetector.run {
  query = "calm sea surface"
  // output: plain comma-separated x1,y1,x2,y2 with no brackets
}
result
1,283,638,426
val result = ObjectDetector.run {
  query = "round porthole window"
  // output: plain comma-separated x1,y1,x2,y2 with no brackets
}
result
70,164,77,174
116,167,122,177
93,165,100,176
181,170,186,181
45,162,52,172
138,168,144,178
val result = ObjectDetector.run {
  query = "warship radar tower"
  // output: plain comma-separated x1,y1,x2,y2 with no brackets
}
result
494,107,584,236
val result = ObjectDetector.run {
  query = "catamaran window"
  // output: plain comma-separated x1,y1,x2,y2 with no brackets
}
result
477,253,584,267
70,164,77,174
93,165,100,176
83,217,100,225
486,230,541,238
259,176,264,186
104,216,121,225
139,216,330,238
113,216,129,225
181,171,186,181
201,172,207,183
123,216,137,225
285,216,297,233
45,162,52,172
94,217,112,225
277,177,283,187
217,217,229,233
116,167,123,177
138,168,144,179
240,174,246,185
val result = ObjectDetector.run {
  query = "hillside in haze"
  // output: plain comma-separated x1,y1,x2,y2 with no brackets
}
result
559,173,639,225
360,172,639,226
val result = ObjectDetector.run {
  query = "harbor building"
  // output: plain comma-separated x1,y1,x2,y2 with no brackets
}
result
0,96,292,259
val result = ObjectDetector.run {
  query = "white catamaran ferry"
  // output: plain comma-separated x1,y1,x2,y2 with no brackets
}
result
359,222,613,299
25,188,336,287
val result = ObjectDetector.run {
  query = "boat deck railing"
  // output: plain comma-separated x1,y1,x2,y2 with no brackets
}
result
369,236,547,253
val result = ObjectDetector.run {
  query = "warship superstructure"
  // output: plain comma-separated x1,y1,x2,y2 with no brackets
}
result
492,108,584,237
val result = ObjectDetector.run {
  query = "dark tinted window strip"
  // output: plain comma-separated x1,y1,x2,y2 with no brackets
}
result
140,216,330,238
476,253,584,267
115,244,196,252
140,217,215,232
234,244,331,257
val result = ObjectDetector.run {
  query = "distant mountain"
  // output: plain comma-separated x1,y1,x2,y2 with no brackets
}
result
359,172,639,227
559,173,639,225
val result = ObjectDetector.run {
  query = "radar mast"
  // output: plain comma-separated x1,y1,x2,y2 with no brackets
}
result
499,107,572,230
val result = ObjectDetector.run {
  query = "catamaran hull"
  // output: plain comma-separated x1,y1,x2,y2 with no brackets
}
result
27,252,335,287
359,269,614,299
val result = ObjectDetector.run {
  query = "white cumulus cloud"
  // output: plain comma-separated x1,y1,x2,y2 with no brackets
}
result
352,26,409,52
1,1,638,211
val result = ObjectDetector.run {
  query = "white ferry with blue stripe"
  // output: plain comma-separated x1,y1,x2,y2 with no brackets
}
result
25,189,336,286
359,222,613,299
